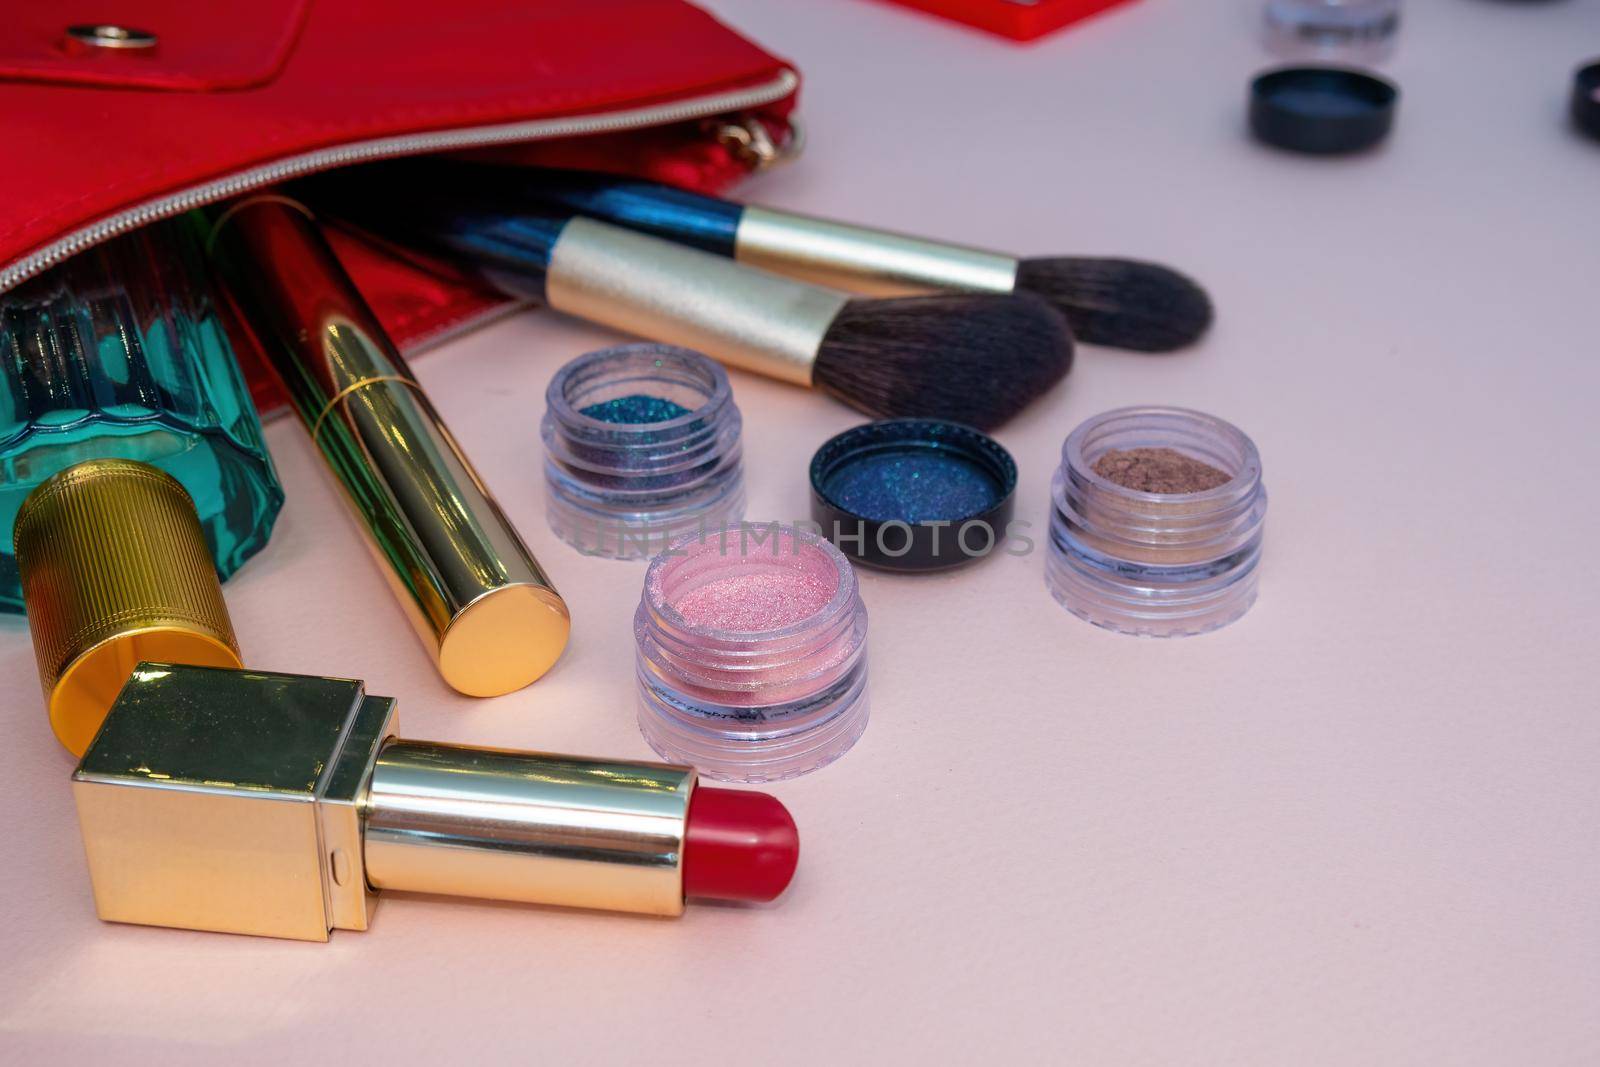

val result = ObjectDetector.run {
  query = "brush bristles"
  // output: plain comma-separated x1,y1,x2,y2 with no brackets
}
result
813,293,1072,430
1015,257,1213,353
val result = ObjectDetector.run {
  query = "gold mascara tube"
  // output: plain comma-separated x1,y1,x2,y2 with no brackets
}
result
206,195,568,697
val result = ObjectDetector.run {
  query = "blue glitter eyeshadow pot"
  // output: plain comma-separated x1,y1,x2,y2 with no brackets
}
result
810,419,1017,572
542,344,745,559
580,394,694,423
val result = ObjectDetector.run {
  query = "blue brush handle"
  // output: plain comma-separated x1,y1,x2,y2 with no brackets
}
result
480,168,744,257
420,208,570,301
312,171,572,301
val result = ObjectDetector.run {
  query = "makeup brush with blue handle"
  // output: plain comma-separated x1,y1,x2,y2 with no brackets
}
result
426,164,1212,354
302,169,1072,430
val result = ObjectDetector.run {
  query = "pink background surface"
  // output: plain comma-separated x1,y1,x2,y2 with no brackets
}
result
3,1,1597,1062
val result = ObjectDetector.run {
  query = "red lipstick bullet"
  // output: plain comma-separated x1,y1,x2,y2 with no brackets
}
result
685,787,801,903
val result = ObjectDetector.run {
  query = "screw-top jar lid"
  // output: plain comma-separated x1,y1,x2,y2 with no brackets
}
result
1250,66,1399,155
1573,60,1600,142
15,459,242,755
810,419,1017,572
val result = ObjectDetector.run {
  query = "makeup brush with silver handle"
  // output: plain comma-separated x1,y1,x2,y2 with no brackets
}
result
415,163,1213,353
303,173,1073,430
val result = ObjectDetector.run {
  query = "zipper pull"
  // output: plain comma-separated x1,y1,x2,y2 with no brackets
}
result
706,114,804,171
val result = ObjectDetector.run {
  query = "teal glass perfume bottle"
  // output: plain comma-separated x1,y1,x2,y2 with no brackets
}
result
0,213,282,612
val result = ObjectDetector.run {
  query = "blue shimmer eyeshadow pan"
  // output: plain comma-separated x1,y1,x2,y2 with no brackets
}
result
822,449,1000,523
810,419,1018,572
579,394,693,424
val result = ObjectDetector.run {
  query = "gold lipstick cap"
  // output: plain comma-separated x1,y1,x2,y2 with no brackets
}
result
15,460,242,755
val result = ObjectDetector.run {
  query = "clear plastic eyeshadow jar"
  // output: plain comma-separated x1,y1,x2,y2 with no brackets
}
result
542,343,744,560
1046,407,1268,638
1263,0,1401,64
635,522,870,783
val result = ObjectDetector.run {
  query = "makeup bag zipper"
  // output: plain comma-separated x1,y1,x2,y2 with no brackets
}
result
0,68,799,294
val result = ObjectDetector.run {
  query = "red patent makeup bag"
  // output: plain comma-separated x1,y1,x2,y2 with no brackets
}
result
0,0,799,405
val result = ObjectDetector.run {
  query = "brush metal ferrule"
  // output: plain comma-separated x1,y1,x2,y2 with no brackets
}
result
545,216,849,387
734,206,1020,298
208,197,569,697
364,740,694,917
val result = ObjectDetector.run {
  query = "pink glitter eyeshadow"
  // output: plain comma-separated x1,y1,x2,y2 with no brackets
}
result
657,533,840,633
636,523,870,783
670,569,836,632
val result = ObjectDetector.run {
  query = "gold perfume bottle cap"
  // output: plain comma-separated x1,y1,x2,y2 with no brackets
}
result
14,459,242,755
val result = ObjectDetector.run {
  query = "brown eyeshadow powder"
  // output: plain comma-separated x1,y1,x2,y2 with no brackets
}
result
1092,447,1232,494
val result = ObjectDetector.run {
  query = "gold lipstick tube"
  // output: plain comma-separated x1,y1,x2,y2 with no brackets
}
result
206,196,569,697
363,741,691,916
71,663,697,940
733,207,1021,298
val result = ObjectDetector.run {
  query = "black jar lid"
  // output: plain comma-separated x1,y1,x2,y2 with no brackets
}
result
809,419,1017,572
1250,66,1399,155
1573,60,1600,142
